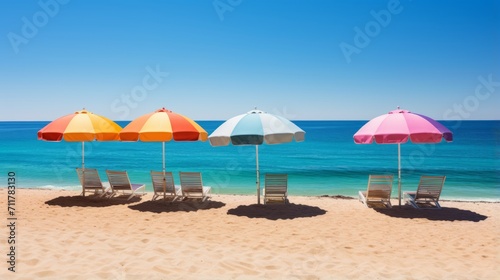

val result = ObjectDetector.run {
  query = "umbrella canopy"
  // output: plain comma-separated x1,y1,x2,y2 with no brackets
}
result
353,108,453,205
208,109,305,204
37,109,122,169
119,107,208,172
353,109,453,144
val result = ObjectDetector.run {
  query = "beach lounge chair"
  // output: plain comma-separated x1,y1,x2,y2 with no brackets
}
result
151,171,181,201
358,175,393,208
76,168,110,197
105,170,146,200
179,172,211,202
262,174,288,204
403,175,446,209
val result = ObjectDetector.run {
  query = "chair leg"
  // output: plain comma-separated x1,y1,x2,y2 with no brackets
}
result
127,193,135,201
358,191,368,207
409,200,419,209
99,187,110,198
434,201,441,209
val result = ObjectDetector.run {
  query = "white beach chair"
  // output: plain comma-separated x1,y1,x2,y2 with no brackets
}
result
262,173,288,204
358,175,393,208
404,175,446,209
151,171,181,201
105,170,146,200
179,172,211,202
76,168,110,197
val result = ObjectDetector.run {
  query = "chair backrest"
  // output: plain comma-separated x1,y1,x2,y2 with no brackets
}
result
151,171,176,194
76,168,103,188
366,175,393,199
265,174,288,194
179,172,203,193
416,175,446,200
106,170,132,191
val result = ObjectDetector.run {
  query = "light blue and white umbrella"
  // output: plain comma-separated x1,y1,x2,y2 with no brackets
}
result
209,109,305,204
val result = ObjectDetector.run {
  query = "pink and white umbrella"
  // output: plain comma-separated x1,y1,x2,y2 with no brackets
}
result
353,108,453,206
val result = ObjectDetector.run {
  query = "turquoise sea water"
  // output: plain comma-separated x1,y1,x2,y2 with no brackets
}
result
0,121,498,201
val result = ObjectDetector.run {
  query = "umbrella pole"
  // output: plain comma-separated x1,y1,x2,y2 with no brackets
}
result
256,145,260,205
82,141,85,170
162,141,166,173
82,141,85,197
398,143,401,206
163,142,166,201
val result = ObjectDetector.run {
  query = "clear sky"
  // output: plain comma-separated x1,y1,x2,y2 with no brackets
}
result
1,0,498,121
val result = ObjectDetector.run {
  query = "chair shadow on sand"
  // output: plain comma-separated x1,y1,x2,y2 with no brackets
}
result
375,206,488,222
227,203,327,220
128,200,226,213
45,195,143,207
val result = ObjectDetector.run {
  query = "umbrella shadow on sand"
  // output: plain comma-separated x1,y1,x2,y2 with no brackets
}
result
375,206,488,222
227,203,327,220
45,195,143,207
128,200,226,213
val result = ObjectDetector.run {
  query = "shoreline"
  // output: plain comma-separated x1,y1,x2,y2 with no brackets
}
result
1,188,499,279
3,186,500,203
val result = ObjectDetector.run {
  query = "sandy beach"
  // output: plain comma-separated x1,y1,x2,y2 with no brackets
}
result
1,188,499,280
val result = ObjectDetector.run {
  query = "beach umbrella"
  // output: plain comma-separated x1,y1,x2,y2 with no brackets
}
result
353,108,453,206
37,109,122,170
119,107,208,173
208,109,305,204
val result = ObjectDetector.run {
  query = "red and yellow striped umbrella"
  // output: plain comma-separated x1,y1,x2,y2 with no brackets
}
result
38,109,121,142
120,108,207,142
37,109,122,169
120,108,207,172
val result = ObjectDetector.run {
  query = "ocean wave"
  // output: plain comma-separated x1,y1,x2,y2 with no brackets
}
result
27,185,81,191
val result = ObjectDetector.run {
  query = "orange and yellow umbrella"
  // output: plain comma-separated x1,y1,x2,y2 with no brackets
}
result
120,108,207,172
38,109,122,169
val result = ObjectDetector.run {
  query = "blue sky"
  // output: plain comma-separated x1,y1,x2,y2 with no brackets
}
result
1,0,498,121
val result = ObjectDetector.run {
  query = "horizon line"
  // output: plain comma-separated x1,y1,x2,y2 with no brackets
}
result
1,119,499,122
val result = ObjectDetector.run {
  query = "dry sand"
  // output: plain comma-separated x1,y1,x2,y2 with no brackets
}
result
1,188,499,279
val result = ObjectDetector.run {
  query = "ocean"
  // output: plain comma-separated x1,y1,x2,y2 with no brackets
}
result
0,120,498,201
